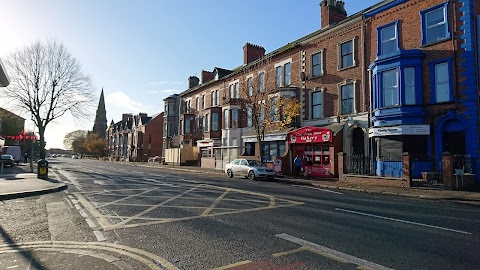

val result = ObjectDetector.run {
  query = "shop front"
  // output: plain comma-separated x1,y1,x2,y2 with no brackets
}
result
197,139,221,157
289,126,334,177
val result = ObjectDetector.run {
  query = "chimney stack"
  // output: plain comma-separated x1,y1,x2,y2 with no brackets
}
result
122,113,132,122
243,43,266,65
321,0,347,29
188,76,200,89
201,70,215,84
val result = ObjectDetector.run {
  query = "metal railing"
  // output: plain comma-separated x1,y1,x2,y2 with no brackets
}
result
453,154,473,174
345,155,403,177
345,155,376,176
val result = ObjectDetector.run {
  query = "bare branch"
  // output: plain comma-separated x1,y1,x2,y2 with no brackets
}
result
0,39,95,158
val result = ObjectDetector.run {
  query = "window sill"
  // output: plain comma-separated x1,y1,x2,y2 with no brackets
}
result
421,37,451,47
430,100,454,105
337,64,357,72
310,74,324,79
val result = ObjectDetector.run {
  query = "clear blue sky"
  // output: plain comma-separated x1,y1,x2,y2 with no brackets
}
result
0,0,381,149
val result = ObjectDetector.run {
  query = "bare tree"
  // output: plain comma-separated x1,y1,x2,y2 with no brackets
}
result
238,57,301,160
1,40,94,159
63,130,88,150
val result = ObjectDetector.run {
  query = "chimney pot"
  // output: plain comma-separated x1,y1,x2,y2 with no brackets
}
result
321,0,347,29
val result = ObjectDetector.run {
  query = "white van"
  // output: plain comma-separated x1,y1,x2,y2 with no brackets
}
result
1,146,21,164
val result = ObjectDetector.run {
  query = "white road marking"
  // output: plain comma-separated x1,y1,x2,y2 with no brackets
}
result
85,218,96,228
276,233,393,270
93,231,107,242
142,178,176,187
335,208,472,235
78,209,88,218
292,185,343,195
180,179,199,184
58,169,82,190
93,180,106,185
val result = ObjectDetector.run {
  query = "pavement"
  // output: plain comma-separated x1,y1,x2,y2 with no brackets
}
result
0,164,66,200
1,160,480,203
132,162,480,204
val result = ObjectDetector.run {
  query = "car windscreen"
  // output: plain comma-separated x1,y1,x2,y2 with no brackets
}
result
247,160,263,167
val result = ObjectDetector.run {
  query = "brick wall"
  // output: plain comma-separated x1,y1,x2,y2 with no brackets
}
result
201,157,215,169
340,175,409,188
302,18,365,120
144,112,164,159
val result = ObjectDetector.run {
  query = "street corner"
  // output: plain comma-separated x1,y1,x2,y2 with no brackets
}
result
0,241,179,270
0,173,67,200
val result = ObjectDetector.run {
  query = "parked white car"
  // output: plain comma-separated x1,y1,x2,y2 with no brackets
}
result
225,158,276,181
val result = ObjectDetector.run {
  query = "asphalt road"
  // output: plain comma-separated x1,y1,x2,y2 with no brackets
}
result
50,158,480,270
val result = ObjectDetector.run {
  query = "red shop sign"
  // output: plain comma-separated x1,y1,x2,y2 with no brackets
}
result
289,126,332,144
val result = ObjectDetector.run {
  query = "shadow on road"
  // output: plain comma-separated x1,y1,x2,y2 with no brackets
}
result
0,224,47,270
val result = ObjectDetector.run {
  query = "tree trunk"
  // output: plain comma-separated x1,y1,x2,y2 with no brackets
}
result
38,126,46,159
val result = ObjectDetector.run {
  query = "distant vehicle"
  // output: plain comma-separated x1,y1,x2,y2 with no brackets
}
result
72,155,78,159
225,158,276,181
0,154,15,167
1,146,21,164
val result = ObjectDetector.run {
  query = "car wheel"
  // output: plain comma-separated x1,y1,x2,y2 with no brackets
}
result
248,170,256,181
227,169,233,178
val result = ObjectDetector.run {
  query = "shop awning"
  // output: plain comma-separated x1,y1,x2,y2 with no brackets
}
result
197,139,221,148
241,127,295,143
288,124,344,144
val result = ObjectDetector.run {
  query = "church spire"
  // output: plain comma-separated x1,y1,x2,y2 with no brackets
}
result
93,87,107,138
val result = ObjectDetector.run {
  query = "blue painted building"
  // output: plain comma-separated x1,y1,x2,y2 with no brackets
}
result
364,0,480,183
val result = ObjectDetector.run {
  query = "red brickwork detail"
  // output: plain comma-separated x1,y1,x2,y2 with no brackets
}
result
402,153,411,188
442,153,455,189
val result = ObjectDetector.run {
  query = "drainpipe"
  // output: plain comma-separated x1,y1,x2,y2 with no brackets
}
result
361,18,369,156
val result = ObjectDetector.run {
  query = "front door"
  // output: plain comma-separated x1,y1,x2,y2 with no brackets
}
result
443,132,466,155
352,128,365,155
